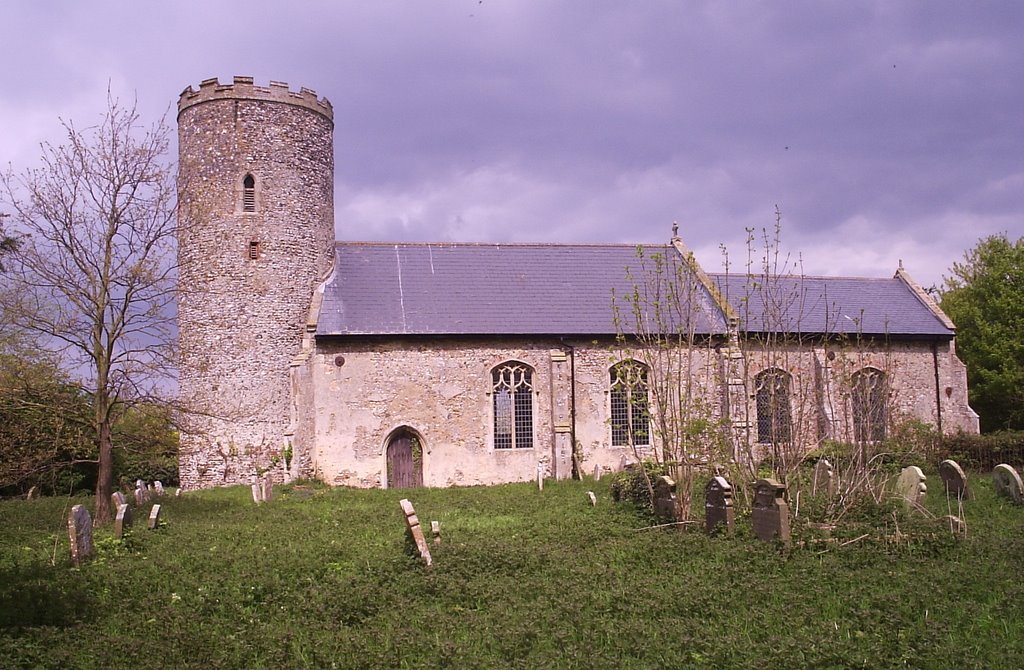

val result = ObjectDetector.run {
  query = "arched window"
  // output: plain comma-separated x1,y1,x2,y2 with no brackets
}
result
492,362,533,449
242,173,256,212
852,368,887,442
755,368,792,444
610,360,650,447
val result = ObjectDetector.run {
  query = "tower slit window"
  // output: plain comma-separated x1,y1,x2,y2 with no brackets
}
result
242,173,256,212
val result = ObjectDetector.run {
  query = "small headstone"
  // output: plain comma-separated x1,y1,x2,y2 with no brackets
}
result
260,474,273,502
399,498,432,567
175,488,182,497
134,487,147,506
653,475,678,520
111,491,127,509
704,476,734,535
536,463,544,491
938,460,969,499
136,479,145,491
154,481,165,496
431,520,441,545
114,503,133,539
593,464,601,481
993,464,1024,504
26,486,38,500
68,505,94,566
896,466,928,510
587,491,597,506
751,478,791,546
252,483,262,504
812,458,837,496
148,504,161,530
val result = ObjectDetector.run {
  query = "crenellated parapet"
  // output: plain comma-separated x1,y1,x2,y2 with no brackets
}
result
177,76,333,122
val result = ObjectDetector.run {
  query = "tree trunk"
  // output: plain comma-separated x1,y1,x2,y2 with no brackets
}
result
94,406,113,523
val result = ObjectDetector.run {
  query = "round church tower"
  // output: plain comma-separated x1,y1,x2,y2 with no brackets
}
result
176,77,334,488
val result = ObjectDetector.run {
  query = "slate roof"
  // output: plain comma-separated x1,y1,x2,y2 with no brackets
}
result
710,274,954,337
317,242,955,339
317,243,728,336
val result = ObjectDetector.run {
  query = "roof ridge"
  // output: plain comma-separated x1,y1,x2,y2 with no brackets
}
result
333,240,671,249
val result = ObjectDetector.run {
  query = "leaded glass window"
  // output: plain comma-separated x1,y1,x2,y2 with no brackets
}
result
493,362,533,449
610,360,650,447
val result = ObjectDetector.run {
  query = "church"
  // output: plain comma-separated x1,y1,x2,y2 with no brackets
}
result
174,77,978,490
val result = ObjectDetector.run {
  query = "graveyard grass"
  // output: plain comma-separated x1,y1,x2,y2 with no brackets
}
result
2,475,1023,669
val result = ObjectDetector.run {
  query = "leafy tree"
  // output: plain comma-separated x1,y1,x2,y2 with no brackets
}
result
0,95,176,520
941,234,1024,432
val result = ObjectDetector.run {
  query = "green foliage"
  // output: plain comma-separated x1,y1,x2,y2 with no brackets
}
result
941,234,1024,431
608,460,667,510
937,430,1024,471
112,404,179,487
2,479,1023,668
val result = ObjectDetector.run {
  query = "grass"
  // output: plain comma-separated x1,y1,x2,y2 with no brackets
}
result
2,474,1024,669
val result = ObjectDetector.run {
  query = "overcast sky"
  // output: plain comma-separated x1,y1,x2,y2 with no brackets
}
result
2,1,1022,288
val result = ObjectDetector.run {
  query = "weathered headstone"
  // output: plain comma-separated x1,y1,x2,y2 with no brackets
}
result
938,460,969,499
134,487,148,506
704,475,734,535
653,475,679,520
751,478,790,545
399,498,432,567
593,464,601,481
587,491,597,506
260,474,273,502
431,520,441,545
26,486,38,500
111,491,127,509
114,503,133,539
175,488,182,497
154,481,165,496
148,504,162,530
136,479,145,491
896,466,928,510
251,482,263,503
536,463,544,491
993,464,1024,504
68,505,94,566
812,458,837,496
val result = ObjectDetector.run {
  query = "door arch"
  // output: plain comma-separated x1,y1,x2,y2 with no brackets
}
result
386,428,423,489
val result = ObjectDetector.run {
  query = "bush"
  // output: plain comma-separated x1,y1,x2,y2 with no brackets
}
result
608,460,667,510
937,430,1024,470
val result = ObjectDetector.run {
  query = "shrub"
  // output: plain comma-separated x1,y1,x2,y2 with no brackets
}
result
608,460,667,510
937,430,1024,470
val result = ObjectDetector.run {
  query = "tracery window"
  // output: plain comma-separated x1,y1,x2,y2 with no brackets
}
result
852,368,887,442
755,368,792,444
492,362,533,450
610,360,650,447
242,173,256,212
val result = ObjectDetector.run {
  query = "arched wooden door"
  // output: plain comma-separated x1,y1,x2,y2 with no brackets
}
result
386,431,423,489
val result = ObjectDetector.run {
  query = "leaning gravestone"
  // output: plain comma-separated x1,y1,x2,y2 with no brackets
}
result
751,478,790,546
148,504,162,530
26,486,38,500
896,466,928,511
68,505,94,566
993,464,1024,504
111,491,127,509
154,481,165,496
114,503,133,539
938,460,969,499
587,491,597,506
704,475,734,535
812,458,837,496
399,498,432,567
653,476,679,521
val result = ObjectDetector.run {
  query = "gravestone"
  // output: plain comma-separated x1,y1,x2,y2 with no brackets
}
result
111,491,127,509
593,464,601,481
175,488,182,497
148,504,162,530
261,474,273,502
587,491,597,506
251,482,263,503
154,481,165,496
751,478,790,545
653,476,679,521
134,487,148,506
431,520,441,545
114,503,133,539
68,505,94,566
938,460,969,499
704,476,734,535
399,498,432,567
536,463,544,491
993,464,1024,504
26,486,38,500
896,466,928,510
812,458,837,496
136,479,145,491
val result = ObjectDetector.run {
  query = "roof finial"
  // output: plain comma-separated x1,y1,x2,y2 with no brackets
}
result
671,221,679,240
899,258,904,270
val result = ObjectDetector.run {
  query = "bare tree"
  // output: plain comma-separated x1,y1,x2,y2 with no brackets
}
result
1,94,176,522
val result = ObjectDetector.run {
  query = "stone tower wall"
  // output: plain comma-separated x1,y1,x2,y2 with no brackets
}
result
176,76,335,488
